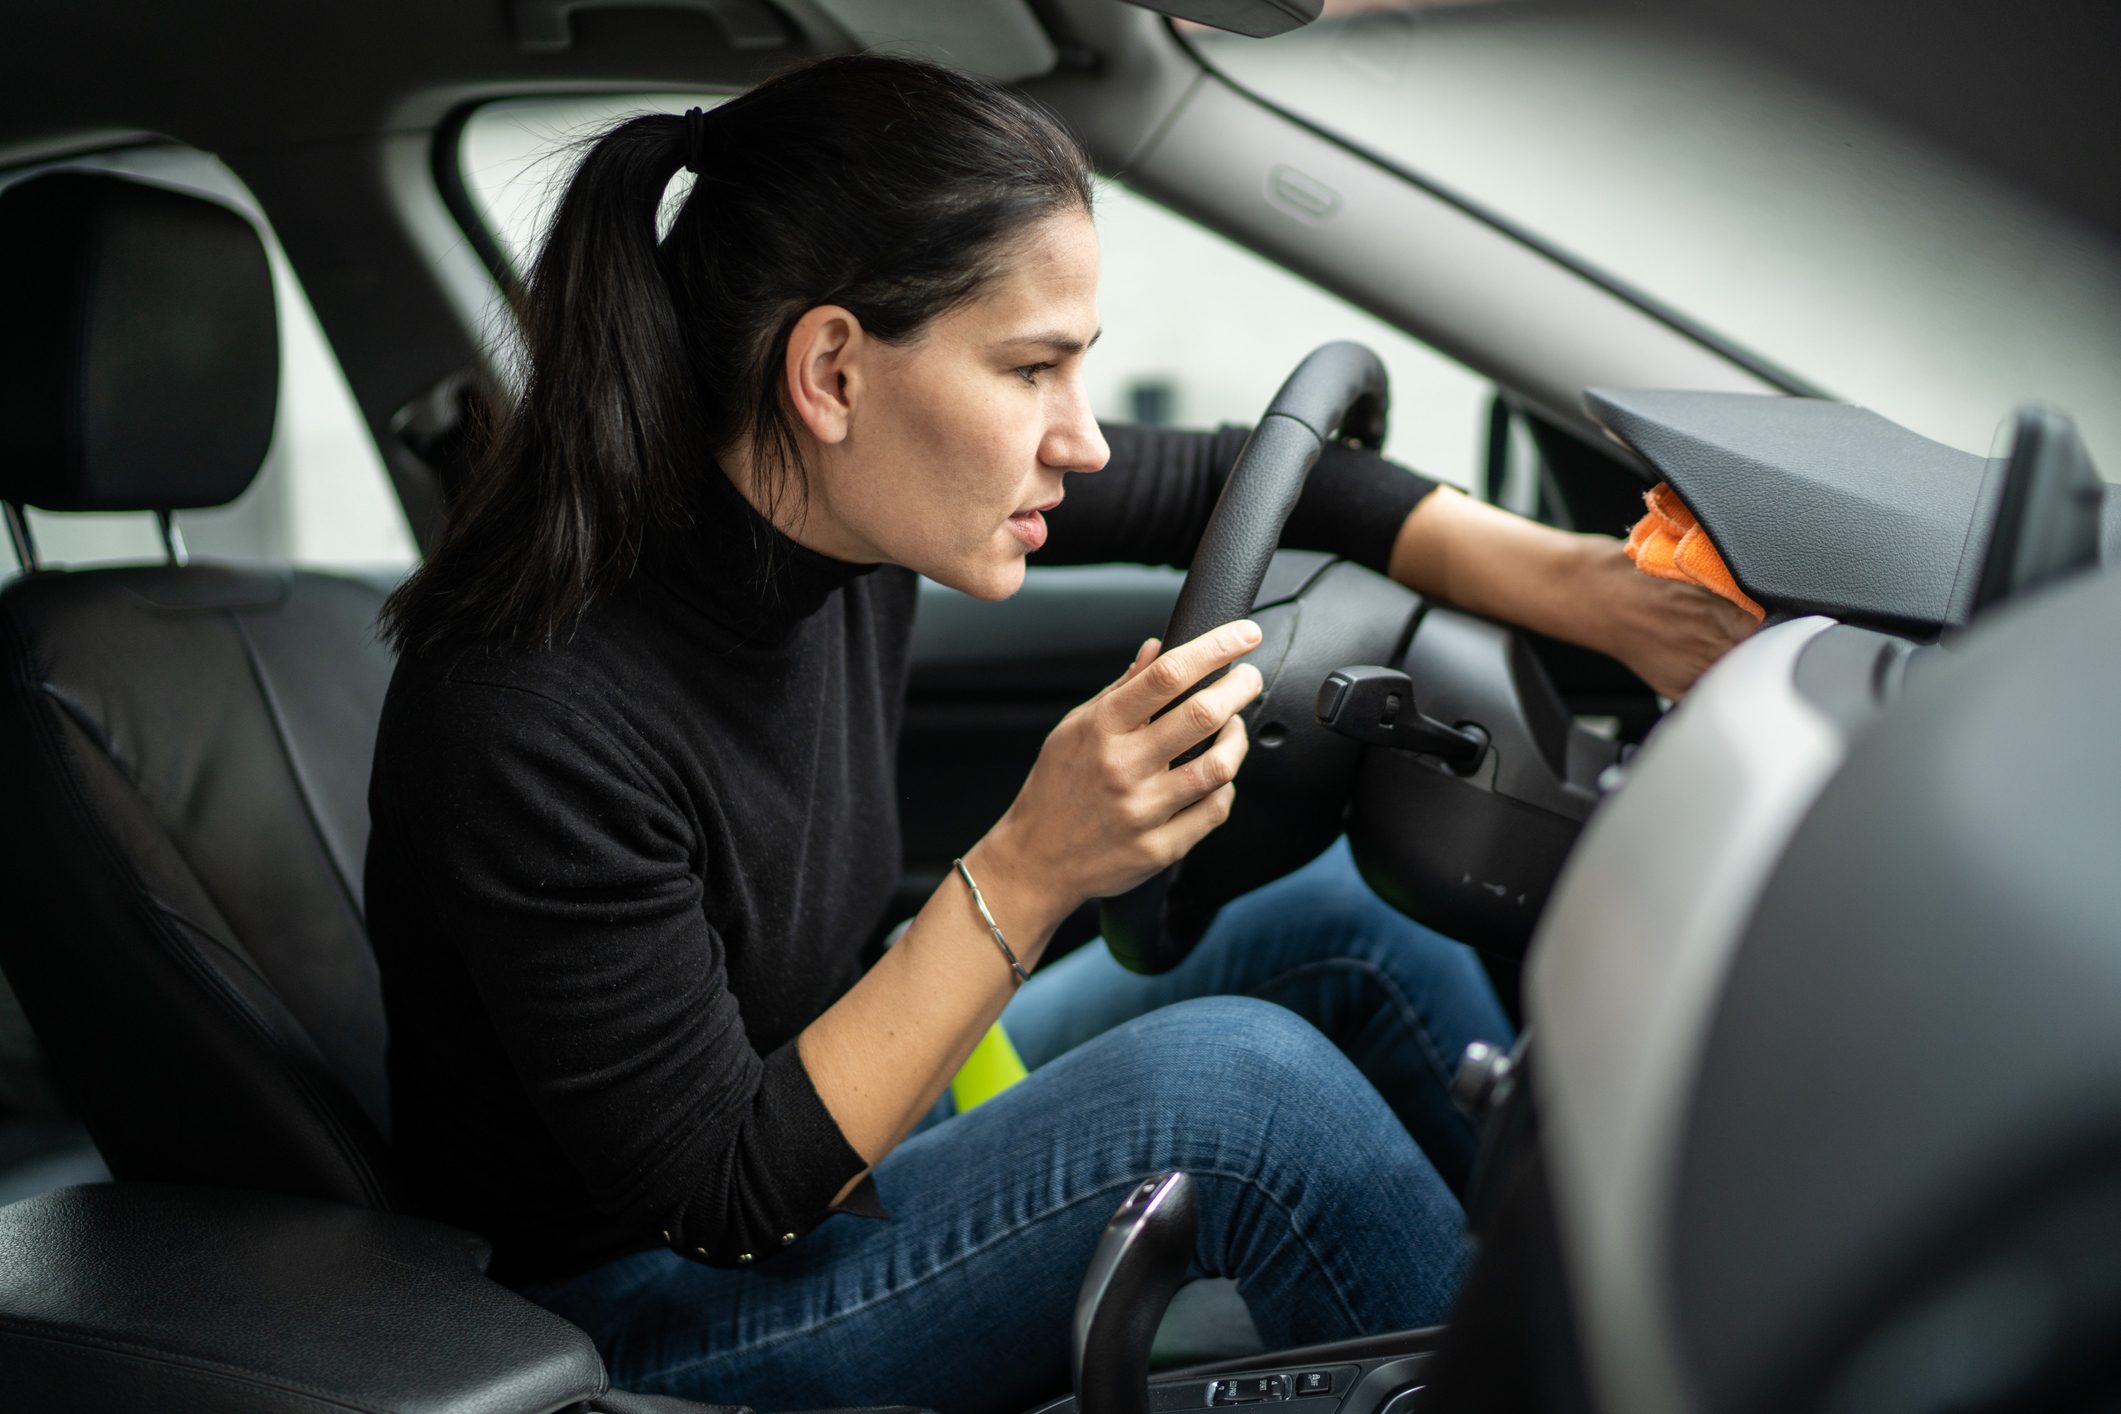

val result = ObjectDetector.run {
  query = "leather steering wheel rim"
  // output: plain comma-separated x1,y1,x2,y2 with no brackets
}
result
1097,341,1391,975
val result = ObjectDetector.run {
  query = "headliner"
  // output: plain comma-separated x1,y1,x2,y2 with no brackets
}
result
0,0,853,167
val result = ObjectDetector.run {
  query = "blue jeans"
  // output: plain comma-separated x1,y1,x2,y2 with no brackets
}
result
521,841,1511,1414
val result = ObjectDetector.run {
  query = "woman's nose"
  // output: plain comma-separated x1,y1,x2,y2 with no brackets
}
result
1045,390,1110,475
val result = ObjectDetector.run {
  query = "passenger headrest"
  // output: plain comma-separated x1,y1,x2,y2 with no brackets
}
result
0,171,278,513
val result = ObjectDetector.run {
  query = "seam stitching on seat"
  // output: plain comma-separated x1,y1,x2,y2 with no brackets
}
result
228,608,369,925
146,900,395,1208
0,1312,398,1411
2,629,393,1208
37,680,122,765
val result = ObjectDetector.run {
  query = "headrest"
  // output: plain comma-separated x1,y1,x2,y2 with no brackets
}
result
0,171,278,513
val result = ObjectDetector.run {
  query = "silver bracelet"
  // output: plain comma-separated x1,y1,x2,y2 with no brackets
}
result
953,857,1030,987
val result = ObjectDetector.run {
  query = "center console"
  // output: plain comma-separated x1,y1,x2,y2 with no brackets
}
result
1026,1330,1443,1414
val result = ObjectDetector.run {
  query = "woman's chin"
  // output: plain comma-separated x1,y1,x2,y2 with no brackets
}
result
934,556,1028,602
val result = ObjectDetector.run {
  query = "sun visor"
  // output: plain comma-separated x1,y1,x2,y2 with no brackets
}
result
1119,0,1322,39
807,0,1059,80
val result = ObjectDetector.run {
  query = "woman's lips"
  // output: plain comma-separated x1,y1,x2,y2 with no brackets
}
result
1007,508,1048,552
1008,495,1061,552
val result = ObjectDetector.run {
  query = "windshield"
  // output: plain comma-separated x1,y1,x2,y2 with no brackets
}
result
1186,2,2121,474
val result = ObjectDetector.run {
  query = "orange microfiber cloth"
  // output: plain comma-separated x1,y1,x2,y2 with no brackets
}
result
1625,482,1766,622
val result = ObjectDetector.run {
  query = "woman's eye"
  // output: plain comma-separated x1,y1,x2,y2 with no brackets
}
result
1014,362,1056,385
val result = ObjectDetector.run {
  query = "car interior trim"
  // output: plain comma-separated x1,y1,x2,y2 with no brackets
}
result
509,0,797,55
1168,25,1832,405
808,0,1060,82
1116,72,1784,451
1665,568,2121,1412
1524,615,1843,1414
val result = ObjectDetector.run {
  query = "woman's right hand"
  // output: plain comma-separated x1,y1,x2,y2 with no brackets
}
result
984,620,1266,914
808,621,1263,1164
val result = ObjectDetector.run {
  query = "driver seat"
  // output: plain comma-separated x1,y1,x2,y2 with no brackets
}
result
0,167,950,1414
0,169,398,1209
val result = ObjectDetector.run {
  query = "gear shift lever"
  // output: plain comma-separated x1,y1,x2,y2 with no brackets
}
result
1073,1172,1199,1414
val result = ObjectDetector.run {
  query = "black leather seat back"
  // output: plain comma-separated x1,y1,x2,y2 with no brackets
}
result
0,172,398,1207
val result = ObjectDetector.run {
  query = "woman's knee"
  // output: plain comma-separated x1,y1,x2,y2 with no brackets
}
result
1110,994,1333,1070
1081,997,1399,1155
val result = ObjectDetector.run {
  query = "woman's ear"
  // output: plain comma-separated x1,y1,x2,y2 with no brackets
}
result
783,305,863,445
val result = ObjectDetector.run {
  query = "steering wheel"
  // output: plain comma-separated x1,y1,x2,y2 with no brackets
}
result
1098,341,1393,974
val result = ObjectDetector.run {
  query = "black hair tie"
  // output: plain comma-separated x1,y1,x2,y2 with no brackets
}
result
681,106,710,176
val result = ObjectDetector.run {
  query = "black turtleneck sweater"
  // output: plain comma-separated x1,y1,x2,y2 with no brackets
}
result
364,424,1436,1283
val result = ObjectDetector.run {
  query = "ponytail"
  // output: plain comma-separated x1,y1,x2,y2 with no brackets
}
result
383,114,703,653
383,56,1092,655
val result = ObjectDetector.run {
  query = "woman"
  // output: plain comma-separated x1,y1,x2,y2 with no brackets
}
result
366,55,1752,1413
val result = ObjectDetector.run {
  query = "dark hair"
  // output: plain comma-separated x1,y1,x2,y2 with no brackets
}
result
382,54,1093,654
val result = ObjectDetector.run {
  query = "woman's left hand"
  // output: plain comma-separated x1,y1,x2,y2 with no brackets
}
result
1387,486,1756,700
1573,535,1759,699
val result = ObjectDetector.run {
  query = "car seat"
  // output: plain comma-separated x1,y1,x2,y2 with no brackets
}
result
0,169,937,1414
0,170,399,1209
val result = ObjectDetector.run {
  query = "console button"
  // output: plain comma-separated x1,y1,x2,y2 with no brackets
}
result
1211,1376,1287,1404
1294,1371,1335,1397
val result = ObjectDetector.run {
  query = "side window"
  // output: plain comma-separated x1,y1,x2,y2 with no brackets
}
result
1089,178,1492,489
454,95,1492,490
0,147,417,580
458,93,727,276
